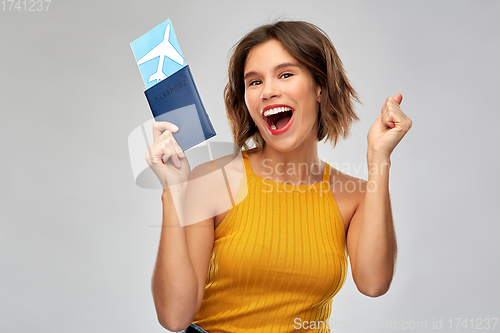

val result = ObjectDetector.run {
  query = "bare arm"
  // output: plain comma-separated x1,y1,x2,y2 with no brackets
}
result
145,121,215,331
346,94,412,297
151,184,214,331
346,157,395,297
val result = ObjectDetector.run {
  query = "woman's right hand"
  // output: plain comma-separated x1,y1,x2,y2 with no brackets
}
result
145,121,190,189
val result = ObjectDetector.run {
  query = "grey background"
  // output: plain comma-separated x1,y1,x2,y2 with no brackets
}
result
1,0,499,332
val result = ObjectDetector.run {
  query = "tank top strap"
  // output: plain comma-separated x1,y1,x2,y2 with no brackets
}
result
322,161,331,182
211,159,236,209
241,150,253,181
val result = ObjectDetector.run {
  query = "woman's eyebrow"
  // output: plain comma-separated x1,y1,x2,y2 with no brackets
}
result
243,62,300,81
243,71,258,81
275,62,300,71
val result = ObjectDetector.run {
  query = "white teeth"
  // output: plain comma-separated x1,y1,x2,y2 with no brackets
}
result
263,106,292,117
270,125,277,130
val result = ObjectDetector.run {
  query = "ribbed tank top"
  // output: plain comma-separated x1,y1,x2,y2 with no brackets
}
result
193,150,348,332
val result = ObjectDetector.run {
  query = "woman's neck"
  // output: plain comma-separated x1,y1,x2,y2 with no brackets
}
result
249,143,324,185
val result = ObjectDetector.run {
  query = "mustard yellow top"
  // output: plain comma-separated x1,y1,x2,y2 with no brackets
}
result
193,151,348,332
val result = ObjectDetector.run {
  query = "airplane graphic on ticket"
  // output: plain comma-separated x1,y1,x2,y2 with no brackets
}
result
130,19,186,89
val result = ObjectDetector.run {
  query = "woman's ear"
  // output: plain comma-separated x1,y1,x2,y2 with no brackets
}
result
316,85,322,103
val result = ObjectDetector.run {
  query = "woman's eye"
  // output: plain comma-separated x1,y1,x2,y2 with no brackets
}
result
280,73,293,79
248,80,261,86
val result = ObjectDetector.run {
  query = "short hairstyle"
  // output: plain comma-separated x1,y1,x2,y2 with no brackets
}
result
224,20,360,151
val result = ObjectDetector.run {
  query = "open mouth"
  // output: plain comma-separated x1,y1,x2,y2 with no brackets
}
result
263,106,294,130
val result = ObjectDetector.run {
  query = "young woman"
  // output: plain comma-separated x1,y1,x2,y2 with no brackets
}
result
145,20,412,333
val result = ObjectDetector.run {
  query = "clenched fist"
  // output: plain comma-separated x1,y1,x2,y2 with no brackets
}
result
367,94,412,160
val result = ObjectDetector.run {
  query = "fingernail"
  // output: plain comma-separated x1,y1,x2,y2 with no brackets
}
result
177,150,185,158
172,124,179,131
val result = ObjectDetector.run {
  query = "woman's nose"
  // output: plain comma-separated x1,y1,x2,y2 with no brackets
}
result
260,80,281,100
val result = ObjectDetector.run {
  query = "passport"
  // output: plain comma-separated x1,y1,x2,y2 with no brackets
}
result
144,65,216,151
130,19,216,151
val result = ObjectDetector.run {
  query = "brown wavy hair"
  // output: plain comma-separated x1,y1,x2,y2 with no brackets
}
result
224,20,360,151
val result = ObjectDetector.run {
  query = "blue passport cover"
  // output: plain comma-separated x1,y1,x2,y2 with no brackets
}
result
144,65,216,151
131,19,216,151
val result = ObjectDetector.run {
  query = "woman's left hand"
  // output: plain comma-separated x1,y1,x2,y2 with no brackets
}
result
367,93,412,160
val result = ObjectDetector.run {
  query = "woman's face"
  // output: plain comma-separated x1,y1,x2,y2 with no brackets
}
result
243,39,321,152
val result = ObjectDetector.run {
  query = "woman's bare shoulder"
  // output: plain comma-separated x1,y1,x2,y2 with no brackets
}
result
328,165,368,229
187,151,245,204
329,166,368,191
189,151,244,181
187,152,246,226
